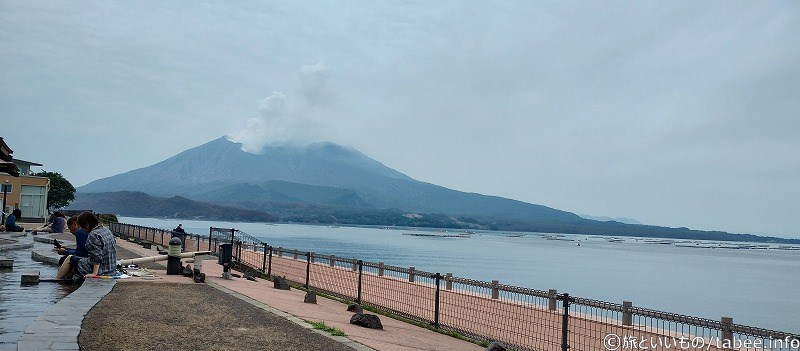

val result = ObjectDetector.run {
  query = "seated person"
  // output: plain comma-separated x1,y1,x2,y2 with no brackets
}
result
4,209,24,232
32,211,67,233
56,212,118,279
54,215,89,266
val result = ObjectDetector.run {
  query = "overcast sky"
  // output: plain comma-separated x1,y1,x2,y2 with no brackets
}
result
1,1,798,238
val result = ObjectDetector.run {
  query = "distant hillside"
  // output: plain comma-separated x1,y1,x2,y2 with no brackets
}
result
67,191,274,222
72,191,800,244
580,214,642,225
79,137,581,222
75,137,799,243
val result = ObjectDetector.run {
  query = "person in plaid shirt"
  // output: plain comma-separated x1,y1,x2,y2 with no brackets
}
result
56,212,118,279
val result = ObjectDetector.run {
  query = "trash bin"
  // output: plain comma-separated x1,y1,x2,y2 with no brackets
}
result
218,243,233,265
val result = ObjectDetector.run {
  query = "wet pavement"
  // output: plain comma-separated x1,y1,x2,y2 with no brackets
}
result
0,235,79,351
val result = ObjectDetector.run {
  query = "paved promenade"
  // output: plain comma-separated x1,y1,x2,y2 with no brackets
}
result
10,232,483,351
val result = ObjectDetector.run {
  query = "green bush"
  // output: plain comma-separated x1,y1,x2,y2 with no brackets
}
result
98,213,118,224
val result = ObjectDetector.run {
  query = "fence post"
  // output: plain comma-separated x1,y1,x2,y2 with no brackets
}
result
549,289,558,311
160,230,164,245
446,273,453,290
378,262,384,276
434,273,441,329
267,246,273,278
357,260,363,304
213,238,218,253
208,227,213,251
623,301,633,326
491,280,499,299
261,243,268,272
721,317,733,345
305,252,311,289
230,228,236,245
196,235,200,252
409,267,416,282
561,293,571,351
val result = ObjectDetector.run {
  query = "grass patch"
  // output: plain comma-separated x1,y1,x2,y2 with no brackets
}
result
304,320,347,336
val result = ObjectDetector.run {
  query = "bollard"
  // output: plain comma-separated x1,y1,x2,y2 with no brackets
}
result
548,289,558,310
172,229,186,251
623,301,633,326
445,273,453,290
721,317,733,345
194,255,205,273
378,262,384,276
409,267,416,282
491,280,500,299
166,237,182,275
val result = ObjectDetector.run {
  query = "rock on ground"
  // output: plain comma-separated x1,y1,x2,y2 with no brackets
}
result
350,313,383,330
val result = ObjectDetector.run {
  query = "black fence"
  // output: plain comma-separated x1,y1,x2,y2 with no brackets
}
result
110,222,800,351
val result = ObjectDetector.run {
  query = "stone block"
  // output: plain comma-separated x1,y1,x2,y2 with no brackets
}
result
21,270,40,284
0,259,12,268
273,276,291,290
486,341,507,351
304,291,317,304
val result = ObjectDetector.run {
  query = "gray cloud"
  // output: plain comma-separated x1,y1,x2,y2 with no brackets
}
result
229,63,331,152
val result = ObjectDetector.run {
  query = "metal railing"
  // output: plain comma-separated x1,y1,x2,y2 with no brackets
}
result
109,222,800,350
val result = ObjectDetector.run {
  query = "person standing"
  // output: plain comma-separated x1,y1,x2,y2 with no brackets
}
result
173,224,185,234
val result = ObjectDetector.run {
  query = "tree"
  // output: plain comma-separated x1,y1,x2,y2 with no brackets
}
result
32,171,75,210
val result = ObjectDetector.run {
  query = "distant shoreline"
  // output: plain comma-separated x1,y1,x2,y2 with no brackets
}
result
115,215,800,246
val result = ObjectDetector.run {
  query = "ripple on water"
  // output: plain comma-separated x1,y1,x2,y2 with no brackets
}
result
0,240,79,349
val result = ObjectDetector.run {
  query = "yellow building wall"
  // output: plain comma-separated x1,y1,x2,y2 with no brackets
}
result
1,174,49,221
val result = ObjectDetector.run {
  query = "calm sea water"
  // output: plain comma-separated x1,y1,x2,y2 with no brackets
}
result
120,217,800,333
